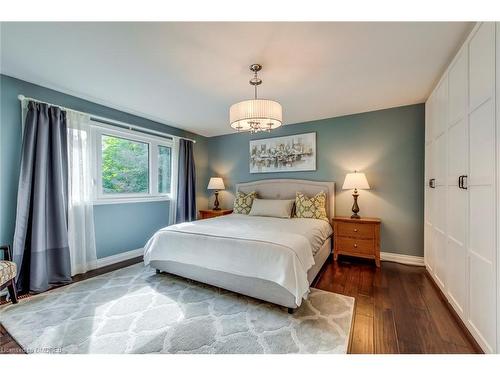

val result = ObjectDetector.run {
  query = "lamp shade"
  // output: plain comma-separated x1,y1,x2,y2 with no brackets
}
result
230,99,282,132
342,172,370,190
207,177,225,190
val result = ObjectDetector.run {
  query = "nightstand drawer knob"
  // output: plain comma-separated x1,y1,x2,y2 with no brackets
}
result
354,228,358,232
354,244,358,248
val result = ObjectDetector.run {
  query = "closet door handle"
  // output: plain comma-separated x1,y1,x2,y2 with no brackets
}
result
429,178,436,188
458,175,463,189
460,175,468,190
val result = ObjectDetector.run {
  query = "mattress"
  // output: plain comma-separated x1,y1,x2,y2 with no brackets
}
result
144,214,332,305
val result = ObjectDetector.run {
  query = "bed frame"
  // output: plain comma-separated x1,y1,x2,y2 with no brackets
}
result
151,179,335,313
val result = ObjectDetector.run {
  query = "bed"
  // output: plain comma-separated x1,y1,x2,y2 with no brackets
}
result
144,179,335,310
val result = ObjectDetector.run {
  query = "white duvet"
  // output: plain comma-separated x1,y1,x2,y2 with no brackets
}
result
143,214,332,305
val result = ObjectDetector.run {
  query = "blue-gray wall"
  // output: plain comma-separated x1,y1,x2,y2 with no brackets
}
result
0,74,208,258
206,104,425,257
93,201,170,258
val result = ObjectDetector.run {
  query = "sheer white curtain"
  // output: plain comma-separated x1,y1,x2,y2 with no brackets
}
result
67,111,97,275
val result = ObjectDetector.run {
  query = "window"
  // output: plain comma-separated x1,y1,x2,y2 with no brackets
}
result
92,122,175,203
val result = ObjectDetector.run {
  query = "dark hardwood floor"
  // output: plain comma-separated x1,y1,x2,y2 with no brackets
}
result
0,255,481,354
313,256,481,354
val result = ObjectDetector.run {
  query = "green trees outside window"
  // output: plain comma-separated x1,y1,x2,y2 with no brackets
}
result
102,135,149,194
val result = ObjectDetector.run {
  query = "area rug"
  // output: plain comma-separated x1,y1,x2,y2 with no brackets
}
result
0,263,354,354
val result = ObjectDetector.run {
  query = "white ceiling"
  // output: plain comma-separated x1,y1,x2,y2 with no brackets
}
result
1,22,473,137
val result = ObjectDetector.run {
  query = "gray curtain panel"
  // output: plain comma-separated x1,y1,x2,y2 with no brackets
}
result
13,101,72,293
176,139,197,223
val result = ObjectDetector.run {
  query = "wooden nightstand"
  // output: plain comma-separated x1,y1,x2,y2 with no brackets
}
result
332,216,381,267
199,209,233,220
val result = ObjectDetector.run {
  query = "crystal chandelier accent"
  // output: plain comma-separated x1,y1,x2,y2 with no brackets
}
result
229,64,283,133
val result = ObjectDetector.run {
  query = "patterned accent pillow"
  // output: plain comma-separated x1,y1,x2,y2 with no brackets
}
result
295,191,328,221
233,191,257,214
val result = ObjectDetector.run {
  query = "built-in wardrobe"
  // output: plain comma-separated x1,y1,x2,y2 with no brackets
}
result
425,22,499,353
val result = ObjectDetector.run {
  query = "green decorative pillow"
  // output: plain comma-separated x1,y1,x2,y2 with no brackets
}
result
295,191,328,221
233,191,257,214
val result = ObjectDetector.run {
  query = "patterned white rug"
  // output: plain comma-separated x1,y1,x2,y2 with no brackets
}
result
0,263,354,354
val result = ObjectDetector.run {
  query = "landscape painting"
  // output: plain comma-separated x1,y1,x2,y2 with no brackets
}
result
249,132,316,173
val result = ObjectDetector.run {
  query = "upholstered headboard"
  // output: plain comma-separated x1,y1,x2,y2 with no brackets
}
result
235,179,336,220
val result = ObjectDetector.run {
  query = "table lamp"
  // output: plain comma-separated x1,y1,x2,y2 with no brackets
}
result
207,177,225,210
342,171,370,219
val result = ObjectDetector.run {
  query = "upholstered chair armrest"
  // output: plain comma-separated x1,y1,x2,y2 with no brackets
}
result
0,245,12,261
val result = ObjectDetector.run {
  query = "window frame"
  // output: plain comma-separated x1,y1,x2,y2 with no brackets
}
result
91,121,175,205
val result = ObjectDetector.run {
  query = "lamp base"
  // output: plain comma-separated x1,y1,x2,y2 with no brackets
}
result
351,188,360,219
213,191,221,210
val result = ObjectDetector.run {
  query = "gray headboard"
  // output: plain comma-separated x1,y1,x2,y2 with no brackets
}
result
235,179,336,220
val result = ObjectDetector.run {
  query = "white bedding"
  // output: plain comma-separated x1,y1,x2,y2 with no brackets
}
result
143,214,332,305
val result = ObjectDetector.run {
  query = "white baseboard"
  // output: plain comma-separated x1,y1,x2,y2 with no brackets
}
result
380,252,424,266
96,248,144,269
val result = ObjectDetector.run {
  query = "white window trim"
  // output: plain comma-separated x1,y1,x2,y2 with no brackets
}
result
90,121,176,205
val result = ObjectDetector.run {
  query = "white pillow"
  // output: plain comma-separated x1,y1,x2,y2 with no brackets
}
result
248,198,295,219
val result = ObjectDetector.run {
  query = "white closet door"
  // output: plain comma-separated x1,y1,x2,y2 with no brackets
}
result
433,79,448,140
468,22,497,353
434,79,448,187
446,49,468,317
432,79,448,289
496,20,500,357
425,94,434,144
425,144,436,273
425,98,435,273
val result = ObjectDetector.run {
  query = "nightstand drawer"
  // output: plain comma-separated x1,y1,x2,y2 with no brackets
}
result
200,211,219,219
336,237,374,255
199,209,233,220
336,221,374,239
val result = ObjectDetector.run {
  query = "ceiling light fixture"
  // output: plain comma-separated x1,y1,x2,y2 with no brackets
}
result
229,64,283,133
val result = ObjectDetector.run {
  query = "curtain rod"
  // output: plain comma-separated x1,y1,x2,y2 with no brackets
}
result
17,94,196,144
